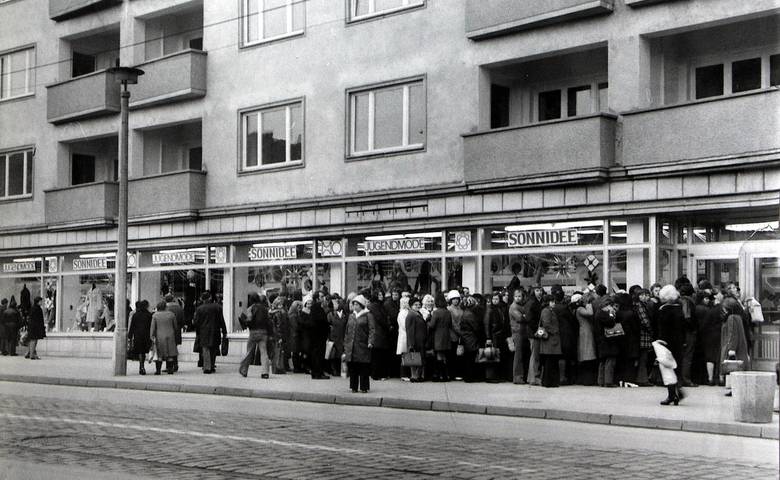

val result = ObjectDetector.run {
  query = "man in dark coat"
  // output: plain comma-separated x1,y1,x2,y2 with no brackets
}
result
26,296,46,360
0,299,8,355
551,285,578,385
2,298,22,356
383,289,401,377
524,285,544,385
193,291,227,374
367,290,390,380
308,292,330,379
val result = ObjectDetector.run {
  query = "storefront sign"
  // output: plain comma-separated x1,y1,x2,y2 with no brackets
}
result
318,240,343,257
248,246,297,261
506,229,578,248
452,231,472,252
212,247,227,264
45,257,59,273
365,238,426,253
152,252,196,265
73,258,108,270
2,262,36,273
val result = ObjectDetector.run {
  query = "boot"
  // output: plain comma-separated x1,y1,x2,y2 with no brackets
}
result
166,360,174,374
155,360,162,375
660,385,676,405
675,385,684,404
139,362,146,376
173,359,179,372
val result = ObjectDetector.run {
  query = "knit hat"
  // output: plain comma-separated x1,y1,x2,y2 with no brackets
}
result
352,295,367,307
446,290,461,301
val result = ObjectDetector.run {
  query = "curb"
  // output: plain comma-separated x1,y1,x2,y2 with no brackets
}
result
2,374,777,440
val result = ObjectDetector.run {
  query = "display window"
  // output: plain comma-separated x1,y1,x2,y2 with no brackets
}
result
692,220,780,243
62,272,129,332
0,273,41,319
483,250,604,295
608,218,649,245
345,258,443,296
608,249,650,291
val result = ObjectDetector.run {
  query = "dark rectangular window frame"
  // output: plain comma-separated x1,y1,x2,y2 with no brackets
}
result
694,63,724,100
731,57,762,94
345,0,426,26
237,96,306,176
0,146,34,202
239,0,306,49
0,43,35,102
490,84,510,129
537,89,562,122
71,153,96,186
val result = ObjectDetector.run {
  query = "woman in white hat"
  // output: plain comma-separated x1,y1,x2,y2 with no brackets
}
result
446,290,464,380
343,295,373,393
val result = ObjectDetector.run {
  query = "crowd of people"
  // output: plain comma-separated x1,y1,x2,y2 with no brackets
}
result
233,275,760,403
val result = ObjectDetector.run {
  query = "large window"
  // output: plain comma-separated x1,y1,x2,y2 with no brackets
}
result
242,0,304,46
0,46,34,100
348,78,426,157
349,0,424,22
0,148,33,199
536,81,607,122
694,52,779,100
242,100,303,170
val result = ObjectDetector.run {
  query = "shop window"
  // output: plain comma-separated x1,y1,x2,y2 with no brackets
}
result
691,220,779,243
695,64,724,99
242,100,303,170
44,277,57,332
1,46,34,100
609,249,650,292
755,257,780,323
346,259,442,296
348,78,425,157
0,148,33,199
71,154,95,185
732,57,761,93
484,251,604,294
63,273,113,332
490,84,510,129
537,89,561,121
350,0,424,22
242,0,304,46
658,220,673,245
0,276,41,319
609,219,649,245
697,258,738,292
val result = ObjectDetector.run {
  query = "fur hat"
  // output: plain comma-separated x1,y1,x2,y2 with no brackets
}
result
446,290,461,301
352,294,367,308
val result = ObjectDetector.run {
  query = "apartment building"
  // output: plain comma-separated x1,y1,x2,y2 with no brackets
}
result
0,0,778,365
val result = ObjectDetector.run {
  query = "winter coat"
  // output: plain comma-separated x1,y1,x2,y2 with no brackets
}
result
720,313,750,369
127,309,152,355
28,304,46,341
656,302,685,367
288,309,303,353
166,302,184,345
553,303,577,361
271,308,289,345
616,308,640,359
576,304,597,362
406,309,428,352
367,302,390,349
193,302,227,350
428,307,452,352
327,310,347,352
249,303,274,333
594,309,620,358
344,309,372,364
2,306,22,338
150,310,178,359
448,305,463,343
483,304,506,348
698,305,721,363
0,305,5,340
524,297,542,334
538,306,562,356
396,309,409,355
459,309,484,352
652,340,678,386
382,298,399,334
508,302,528,339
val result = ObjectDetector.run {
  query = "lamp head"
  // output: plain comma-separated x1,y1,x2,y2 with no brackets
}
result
107,66,145,85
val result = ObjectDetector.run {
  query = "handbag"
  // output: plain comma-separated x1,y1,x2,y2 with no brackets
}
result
325,340,336,360
604,322,625,338
476,340,501,363
506,337,515,352
533,326,549,340
721,358,744,375
220,336,229,356
456,343,465,357
19,327,29,347
401,350,423,367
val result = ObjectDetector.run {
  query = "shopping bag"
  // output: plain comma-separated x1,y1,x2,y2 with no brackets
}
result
401,351,423,367
220,337,229,356
604,322,625,338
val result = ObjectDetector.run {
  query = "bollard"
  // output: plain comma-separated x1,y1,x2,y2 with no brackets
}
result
731,371,777,423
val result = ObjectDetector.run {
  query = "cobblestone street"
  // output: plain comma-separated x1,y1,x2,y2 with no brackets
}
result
0,383,776,480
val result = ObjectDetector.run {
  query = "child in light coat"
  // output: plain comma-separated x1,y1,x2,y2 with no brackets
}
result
652,340,682,405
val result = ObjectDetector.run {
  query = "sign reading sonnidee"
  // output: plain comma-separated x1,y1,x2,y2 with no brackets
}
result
248,245,297,261
73,258,108,270
506,229,578,248
2,262,36,273
365,238,426,253
152,252,196,265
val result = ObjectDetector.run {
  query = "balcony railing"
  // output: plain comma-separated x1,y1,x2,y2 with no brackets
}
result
463,113,616,187
466,0,614,40
46,70,121,124
49,0,121,21
44,182,118,226
620,89,780,168
128,170,206,221
129,50,208,109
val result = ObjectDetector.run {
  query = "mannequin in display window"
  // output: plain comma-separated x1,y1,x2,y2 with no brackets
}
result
20,283,31,317
85,283,103,331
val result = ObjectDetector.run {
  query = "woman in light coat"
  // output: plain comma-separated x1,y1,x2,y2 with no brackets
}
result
572,293,597,385
396,296,410,379
150,300,178,375
652,339,680,405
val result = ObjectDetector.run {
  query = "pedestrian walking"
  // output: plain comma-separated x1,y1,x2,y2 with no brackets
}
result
270,295,290,374
150,300,178,375
25,296,46,360
239,293,274,379
343,295,373,393
193,291,227,374
2,298,22,356
165,294,184,373
127,300,152,375
652,339,681,405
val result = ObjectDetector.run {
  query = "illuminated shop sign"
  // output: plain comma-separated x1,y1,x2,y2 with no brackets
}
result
2,262,36,273
365,238,426,253
73,258,108,270
152,252,196,265
248,246,298,261
506,229,578,248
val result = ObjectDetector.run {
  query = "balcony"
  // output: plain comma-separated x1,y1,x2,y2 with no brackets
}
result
466,0,613,40
45,182,118,227
620,89,780,169
46,70,120,124
129,50,207,109
463,113,616,187
128,170,206,221
49,0,121,21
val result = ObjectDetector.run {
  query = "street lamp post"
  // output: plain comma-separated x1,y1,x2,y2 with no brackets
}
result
108,66,144,376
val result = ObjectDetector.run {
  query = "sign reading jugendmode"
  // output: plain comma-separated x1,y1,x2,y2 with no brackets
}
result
248,246,297,261
152,252,196,265
506,229,578,248
365,238,426,253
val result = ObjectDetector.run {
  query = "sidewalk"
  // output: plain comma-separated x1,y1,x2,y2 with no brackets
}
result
1,355,777,440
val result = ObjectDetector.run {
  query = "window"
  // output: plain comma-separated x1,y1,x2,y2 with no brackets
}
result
771,54,780,86
0,148,33,199
71,154,95,185
0,47,34,100
242,0,304,46
693,53,779,99
538,90,561,121
567,85,591,117
72,52,96,77
490,84,510,129
535,81,606,123
242,100,303,170
348,78,425,157
350,0,424,21
732,58,761,93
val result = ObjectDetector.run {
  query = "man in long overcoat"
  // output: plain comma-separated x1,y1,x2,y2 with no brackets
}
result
193,291,227,374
